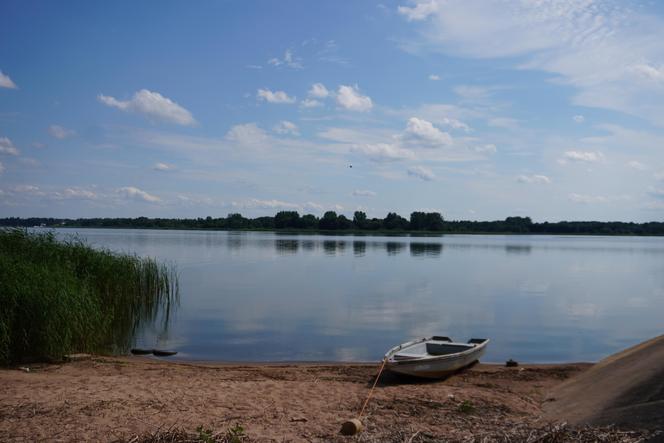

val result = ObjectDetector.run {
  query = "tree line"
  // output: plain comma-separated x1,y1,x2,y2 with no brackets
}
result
2,212,664,235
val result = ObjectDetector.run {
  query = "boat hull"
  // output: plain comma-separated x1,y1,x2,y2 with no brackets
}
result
385,337,488,379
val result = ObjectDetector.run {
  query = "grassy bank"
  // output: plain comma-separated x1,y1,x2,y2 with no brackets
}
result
0,228,177,365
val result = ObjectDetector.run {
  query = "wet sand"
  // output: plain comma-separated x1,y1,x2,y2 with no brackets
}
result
0,357,594,442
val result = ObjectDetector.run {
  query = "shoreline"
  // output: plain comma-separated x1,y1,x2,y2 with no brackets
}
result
25,225,664,237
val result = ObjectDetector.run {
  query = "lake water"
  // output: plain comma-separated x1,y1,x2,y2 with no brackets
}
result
52,228,664,363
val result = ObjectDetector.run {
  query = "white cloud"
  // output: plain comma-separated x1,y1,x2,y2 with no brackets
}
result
398,0,664,125
300,98,323,108
273,120,299,136
648,187,664,199
304,201,325,212
568,193,629,204
0,70,17,89
403,117,452,147
14,185,39,193
98,89,195,126
336,85,373,112
232,198,301,210
257,88,296,104
308,83,329,99
475,143,496,154
407,165,435,181
561,150,604,163
573,115,585,124
398,0,438,21
439,116,470,132
428,74,440,81
117,186,161,203
351,143,415,162
654,170,664,181
627,160,646,171
517,174,551,184
225,123,268,146
268,49,303,69
19,157,39,167
631,64,664,83
153,162,174,171
0,137,19,155
59,188,97,200
488,117,519,130
47,124,75,140
351,190,376,197
176,193,217,206
454,85,491,100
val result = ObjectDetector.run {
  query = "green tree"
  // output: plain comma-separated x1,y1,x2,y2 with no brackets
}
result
425,212,444,231
353,211,367,229
383,212,409,230
319,211,338,230
409,212,427,230
300,214,318,229
274,211,300,229
337,214,353,230
226,213,248,229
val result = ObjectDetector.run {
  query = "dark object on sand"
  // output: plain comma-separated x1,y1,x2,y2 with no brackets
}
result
130,348,152,355
506,359,519,367
340,419,363,435
152,349,177,357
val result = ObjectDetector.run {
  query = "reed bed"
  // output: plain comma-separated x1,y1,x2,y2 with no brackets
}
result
0,228,178,365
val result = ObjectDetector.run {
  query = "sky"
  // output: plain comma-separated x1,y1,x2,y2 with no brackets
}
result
2,0,664,222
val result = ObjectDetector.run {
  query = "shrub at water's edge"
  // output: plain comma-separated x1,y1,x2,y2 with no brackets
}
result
0,228,178,365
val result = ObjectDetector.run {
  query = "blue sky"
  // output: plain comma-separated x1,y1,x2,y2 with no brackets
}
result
2,0,664,221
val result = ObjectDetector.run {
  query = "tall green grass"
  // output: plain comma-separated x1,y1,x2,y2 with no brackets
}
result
0,228,178,365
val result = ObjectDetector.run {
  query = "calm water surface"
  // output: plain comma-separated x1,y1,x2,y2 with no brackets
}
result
53,229,664,363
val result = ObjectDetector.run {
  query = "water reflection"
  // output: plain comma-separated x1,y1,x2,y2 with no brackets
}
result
386,241,406,255
505,244,532,255
353,241,366,257
275,239,299,254
410,242,443,257
50,229,664,364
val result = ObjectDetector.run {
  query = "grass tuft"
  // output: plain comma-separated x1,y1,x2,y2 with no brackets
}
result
0,228,178,365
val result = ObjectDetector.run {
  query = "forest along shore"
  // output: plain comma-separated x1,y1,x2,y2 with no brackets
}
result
0,358,657,442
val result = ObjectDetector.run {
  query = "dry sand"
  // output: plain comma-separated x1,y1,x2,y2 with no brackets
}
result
0,357,606,442
1,354,660,442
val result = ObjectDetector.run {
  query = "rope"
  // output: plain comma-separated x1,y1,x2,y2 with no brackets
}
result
358,357,388,419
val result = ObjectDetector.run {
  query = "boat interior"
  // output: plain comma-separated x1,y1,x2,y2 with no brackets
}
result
392,337,487,361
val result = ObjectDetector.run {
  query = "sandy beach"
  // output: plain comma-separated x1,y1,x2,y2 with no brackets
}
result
1,356,655,442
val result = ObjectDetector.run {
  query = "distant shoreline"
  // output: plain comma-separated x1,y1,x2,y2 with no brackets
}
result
4,213,664,236
14,225,664,237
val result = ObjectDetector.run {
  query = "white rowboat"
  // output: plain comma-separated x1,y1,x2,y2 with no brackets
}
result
384,336,489,379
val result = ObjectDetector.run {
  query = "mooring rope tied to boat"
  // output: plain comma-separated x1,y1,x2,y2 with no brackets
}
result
359,357,388,419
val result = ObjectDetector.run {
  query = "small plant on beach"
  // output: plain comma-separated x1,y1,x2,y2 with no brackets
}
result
457,400,475,414
225,424,246,443
196,425,215,443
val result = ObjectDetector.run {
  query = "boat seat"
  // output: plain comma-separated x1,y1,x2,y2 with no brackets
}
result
431,336,452,342
393,352,423,360
426,343,473,356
